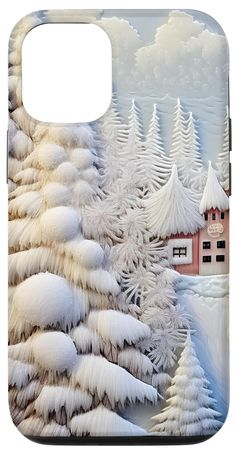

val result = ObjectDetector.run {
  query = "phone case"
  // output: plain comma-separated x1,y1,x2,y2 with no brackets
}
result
8,9,230,445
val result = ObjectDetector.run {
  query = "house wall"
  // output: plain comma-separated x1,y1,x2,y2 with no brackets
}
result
170,232,199,275
199,209,229,275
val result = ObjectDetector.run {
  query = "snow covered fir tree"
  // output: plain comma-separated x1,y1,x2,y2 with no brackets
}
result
151,333,222,436
8,11,229,440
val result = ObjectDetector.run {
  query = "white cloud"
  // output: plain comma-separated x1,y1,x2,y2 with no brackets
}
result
97,17,142,88
135,11,228,97
98,11,228,99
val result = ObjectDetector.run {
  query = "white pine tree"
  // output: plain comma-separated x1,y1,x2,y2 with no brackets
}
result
136,104,172,193
8,116,158,437
99,94,127,190
169,98,189,165
178,112,205,190
216,107,230,191
151,333,222,436
144,164,205,239
120,98,144,166
170,101,206,191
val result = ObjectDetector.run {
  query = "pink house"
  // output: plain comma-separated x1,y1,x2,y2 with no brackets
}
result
145,163,229,276
171,162,229,276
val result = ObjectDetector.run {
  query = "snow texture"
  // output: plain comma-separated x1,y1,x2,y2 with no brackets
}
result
13,272,73,327
70,324,103,354
40,422,70,437
73,180,96,206
9,191,42,218
9,358,36,388
36,143,67,170
70,148,94,169
75,240,105,269
34,385,92,420
42,182,72,207
117,348,153,379
144,165,205,238
32,331,77,372
40,206,81,242
87,310,151,348
71,355,157,408
11,130,33,160
199,161,229,214
70,405,146,436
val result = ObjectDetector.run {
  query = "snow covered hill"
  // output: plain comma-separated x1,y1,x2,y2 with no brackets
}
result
177,273,229,419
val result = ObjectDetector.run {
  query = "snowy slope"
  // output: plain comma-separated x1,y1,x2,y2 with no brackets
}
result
177,274,229,419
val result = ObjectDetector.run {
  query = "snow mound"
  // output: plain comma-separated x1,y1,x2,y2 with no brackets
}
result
36,144,67,170
42,182,71,207
177,274,229,299
32,331,77,372
14,168,39,185
70,324,102,354
70,405,146,436
13,272,72,327
34,385,92,419
34,125,94,148
40,206,80,242
9,358,36,388
11,380,42,409
87,310,151,348
11,130,33,160
76,240,104,269
118,348,153,378
73,180,95,206
71,354,157,407
70,148,93,169
53,162,79,183
9,191,42,218
80,167,100,185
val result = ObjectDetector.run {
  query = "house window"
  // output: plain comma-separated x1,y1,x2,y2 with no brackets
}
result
212,213,216,220
173,247,187,257
203,255,211,263
221,212,225,220
204,213,208,221
217,241,225,248
203,241,211,249
168,239,192,266
216,255,225,262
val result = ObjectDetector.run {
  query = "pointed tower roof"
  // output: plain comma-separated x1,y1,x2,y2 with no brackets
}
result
199,161,229,214
144,165,205,238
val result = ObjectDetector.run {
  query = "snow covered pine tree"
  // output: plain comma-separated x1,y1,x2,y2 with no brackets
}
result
8,21,158,437
151,333,222,436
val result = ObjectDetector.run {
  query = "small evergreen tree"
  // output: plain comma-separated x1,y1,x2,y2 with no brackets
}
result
169,98,189,165
178,112,205,190
136,104,172,194
151,333,222,436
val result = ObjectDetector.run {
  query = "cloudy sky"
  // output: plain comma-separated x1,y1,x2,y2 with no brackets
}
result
96,10,229,162
42,9,229,161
